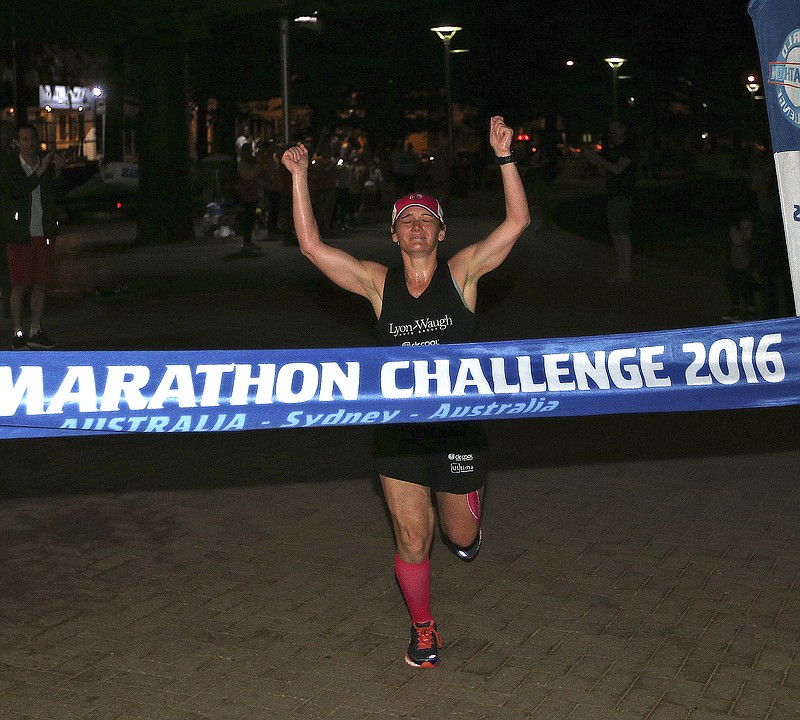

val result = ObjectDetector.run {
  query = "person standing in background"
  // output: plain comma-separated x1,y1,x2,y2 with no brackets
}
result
4,123,64,349
586,120,637,284
391,140,419,195
236,142,263,256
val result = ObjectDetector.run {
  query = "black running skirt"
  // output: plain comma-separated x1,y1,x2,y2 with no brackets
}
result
373,421,488,493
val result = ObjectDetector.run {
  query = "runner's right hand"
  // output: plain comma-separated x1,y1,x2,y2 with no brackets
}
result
282,144,309,174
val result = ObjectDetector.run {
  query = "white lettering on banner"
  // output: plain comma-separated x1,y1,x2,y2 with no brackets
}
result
489,357,520,392
429,397,559,419
47,366,99,413
282,409,401,427
0,366,45,415
59,414,247,433
100,366,151,411
196,364,235,406
148,365,197,409
230,364,276,405
319,362,359,401
277,363,317,403
380,349,672,398
683,335,785,386
0,361,360,416
273,362,360,403
543,354,574,390
453,359,494,395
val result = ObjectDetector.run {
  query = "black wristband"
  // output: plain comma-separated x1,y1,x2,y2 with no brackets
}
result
495,155,515,165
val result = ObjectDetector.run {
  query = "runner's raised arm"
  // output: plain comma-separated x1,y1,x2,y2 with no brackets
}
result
282,144,386,315
448,116,530,310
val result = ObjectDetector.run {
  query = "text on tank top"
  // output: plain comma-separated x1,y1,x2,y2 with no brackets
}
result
377,262,476,346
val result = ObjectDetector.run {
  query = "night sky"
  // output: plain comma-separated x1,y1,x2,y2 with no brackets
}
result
284,0,761,128
4,0,762,135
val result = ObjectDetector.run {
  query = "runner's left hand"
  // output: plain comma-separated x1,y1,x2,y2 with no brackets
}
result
489,116,513,157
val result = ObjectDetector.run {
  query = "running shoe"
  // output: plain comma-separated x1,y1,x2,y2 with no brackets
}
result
12,330,26,350
456,528,482,562
405,621,442,668
27,331,56,350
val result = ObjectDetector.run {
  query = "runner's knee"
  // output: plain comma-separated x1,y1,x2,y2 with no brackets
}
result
394,518,434,560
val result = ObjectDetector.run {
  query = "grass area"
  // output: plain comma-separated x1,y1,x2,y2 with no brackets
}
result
550,174,756,277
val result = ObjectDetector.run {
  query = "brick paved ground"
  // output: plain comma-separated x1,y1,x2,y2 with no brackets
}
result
1,181,799,719
2,452,799,720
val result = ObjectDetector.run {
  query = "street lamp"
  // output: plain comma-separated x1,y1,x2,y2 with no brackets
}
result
91,87,106,158
431,25,462,156
746,74,761,161
280,12,321,144
604,56,627,119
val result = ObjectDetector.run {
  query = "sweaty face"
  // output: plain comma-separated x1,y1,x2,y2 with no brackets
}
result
392,207,445,252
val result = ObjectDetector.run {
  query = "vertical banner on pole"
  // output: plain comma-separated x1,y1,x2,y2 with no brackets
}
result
749,0,800,314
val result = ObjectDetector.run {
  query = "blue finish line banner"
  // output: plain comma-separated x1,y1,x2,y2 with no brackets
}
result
1,317,799,440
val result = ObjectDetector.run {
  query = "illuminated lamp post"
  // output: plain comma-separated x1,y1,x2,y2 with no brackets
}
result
44,104,53,151
604,56,627,119
92,87,105,158
280,12,321,145
746,73,761,163
431,25,462,156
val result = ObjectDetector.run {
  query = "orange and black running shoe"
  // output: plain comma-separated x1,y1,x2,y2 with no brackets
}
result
405,621,442,668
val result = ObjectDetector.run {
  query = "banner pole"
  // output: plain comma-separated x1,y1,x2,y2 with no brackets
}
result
749,0,800,316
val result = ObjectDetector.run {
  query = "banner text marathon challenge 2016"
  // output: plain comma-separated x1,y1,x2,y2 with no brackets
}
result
1,317,798,439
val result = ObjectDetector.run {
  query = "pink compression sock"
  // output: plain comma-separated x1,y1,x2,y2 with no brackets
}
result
394,554,432,624
467,490,481,522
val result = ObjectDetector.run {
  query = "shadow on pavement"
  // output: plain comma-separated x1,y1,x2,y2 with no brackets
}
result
3,404,797,500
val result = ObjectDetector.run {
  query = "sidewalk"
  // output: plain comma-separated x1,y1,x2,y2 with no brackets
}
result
1,190,799,720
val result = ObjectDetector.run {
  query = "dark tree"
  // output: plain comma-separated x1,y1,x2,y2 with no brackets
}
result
132,30,194,244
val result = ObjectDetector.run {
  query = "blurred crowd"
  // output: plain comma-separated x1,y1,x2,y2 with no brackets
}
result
198,119,794,320
203,124,495,245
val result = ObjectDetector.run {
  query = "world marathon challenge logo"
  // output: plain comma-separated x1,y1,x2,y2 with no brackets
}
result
769,27,800,128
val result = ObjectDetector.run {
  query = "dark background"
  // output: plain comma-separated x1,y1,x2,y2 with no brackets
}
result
3,0,761,133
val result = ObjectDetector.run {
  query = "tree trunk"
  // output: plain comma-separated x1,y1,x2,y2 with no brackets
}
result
134,33,194,245
104,44,126,163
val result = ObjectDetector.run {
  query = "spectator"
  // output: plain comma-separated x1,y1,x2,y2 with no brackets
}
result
585,120,638,284
722,216,759,322
350,152,369,223
0,142,12,319
427,150,452,209
235,123,256,163
335,152,354,231
4,123,64,349
530,129,562,230
391,140,419,195
363,155,385,215
236,143,263,256
309,147,338,237
259,143,284,238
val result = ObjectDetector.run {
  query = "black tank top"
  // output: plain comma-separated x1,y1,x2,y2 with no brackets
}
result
377,262,476,346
